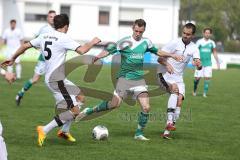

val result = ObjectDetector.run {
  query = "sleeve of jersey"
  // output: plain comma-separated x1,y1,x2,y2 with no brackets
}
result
106,43,118,55
193,46,200,59
62,36,80,51
2,30,6,40
146,39,158,54
212,40,216,48
161,41,175,53
30,36,41,48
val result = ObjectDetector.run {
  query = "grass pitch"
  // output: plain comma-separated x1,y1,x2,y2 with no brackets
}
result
0,62,239,160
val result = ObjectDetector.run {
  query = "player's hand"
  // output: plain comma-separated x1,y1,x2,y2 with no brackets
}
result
193,59,202,70
4,72,16,84
166,64,174,74
92,56,100,64
91,37,101,45
1,59,14,67
172,54,183,62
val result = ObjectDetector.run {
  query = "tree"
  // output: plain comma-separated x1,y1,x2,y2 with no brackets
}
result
179,0,240,41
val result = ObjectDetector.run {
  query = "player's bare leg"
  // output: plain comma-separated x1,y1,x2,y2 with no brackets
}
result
16,73,41,106
77,95,122,121
134,92,150,141
37,105,82,147
161,83,179,139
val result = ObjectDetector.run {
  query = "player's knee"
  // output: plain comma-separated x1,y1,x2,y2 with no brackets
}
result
142,104,150,113
76,94,85,103
109,101,120,108
177,95,184,107
70,106,80,116
170,84,179,95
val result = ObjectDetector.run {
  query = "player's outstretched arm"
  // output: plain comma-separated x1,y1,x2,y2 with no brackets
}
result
157,50,183,62
1,42,32,67
93,50,110,63
76,37,101,55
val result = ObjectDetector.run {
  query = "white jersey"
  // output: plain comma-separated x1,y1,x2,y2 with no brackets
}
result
2,28,23,49
36,24,54,36
30,30,80,83
157,38,200,75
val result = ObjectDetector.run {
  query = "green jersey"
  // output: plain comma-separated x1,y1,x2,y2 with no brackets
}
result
196,38,216,66
107,36,158,80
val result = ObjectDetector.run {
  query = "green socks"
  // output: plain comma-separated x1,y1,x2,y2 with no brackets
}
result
204,80,210,94
18,79,33,96
193,79,200,92
135,112,149,135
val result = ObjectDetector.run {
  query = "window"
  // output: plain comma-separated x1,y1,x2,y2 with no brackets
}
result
119,8,143,26
25,2,51,22
60,5,71,17
99,7,110,25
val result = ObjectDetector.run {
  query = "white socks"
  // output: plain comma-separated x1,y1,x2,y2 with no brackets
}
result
43,120,58,134
174,107,181,122
167,94,178,124
61,120,72,133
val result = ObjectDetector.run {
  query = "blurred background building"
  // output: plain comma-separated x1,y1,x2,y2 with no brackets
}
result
0,0,180,46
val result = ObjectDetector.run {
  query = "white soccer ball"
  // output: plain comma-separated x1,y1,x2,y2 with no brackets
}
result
92,125,109,140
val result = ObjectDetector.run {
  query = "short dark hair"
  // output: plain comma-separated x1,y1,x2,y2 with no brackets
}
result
48,10,56,14
184,23,196,34
54,14,69,29
133,19,146,28
203,27,212,34
10,19,16,23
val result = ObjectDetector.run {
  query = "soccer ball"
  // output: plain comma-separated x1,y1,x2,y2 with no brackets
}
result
92,125,109,140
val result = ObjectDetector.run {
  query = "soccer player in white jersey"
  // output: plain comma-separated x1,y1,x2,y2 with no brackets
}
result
193,27,220,97
0,122,7,160
82,19,182,141
15,10,56,106
1,14,101,146
1,19,24,79
156,23,202,139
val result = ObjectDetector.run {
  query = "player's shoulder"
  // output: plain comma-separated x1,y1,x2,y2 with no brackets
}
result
208,39,216,44
142,37,152,43
189,41,199,50
118,36,131,42
38,24,54,34
166,38,182,47
3,28,10,33
196,38,204,43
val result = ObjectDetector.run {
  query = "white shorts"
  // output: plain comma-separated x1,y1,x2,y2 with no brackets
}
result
114,77,148,100
46,79,81,109
194,66,212,78
157,72,185,97
34,61,46,75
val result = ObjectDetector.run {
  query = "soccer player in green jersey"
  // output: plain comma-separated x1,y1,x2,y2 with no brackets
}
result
193,27,220,97
81,19,182,140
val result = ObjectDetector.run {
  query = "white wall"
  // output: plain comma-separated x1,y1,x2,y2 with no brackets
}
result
0,0,180,45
